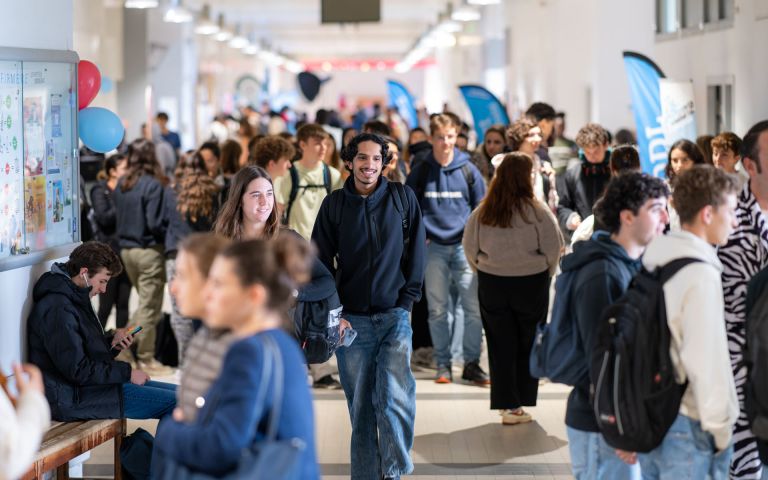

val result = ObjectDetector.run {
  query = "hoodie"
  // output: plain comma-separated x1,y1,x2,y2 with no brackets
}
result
556,150,611,234
113,174,166,249
643,231,738,450
406,148,486,245
27,264,131,421
563,232,642,432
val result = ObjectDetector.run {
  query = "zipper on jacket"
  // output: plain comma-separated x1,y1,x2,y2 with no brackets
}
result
614,353,624,436
593,351,610,423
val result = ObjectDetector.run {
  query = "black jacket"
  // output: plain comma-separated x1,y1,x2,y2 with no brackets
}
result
562,232,641,432
113,174,166,249
556,152,611,234
163,186,218,256
27,264,131,421
89,181,119,250
312,176,426,314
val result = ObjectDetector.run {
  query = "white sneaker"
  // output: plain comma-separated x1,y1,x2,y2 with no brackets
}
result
137,359,175,377
500,409,532,425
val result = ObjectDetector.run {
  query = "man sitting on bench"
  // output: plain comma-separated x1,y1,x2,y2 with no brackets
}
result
27,241,176,422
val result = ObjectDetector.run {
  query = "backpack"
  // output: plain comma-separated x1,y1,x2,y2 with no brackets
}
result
328,181,411,267
745,277,768,440
529,256,602,386
590,258,698,453
282,163,331,225
412,161,476,207
290,265,344,364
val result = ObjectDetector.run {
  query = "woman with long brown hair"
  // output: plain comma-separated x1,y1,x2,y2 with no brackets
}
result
113,138,173,375
214,165,279,240
164,152,221,365
462,152,563,426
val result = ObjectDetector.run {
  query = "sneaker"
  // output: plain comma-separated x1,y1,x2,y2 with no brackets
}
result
137,359,175,377
461,361,491,386
501,409,532,425
435,365,452,384
313,375,342,390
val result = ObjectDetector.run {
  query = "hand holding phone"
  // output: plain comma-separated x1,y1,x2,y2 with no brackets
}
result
112,326,142,350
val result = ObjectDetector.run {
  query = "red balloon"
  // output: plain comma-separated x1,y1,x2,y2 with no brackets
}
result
78,60,101,110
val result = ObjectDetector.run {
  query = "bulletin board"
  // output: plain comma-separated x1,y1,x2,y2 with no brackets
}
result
0,48,79,271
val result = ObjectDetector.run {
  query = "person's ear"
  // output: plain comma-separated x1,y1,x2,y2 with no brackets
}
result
248,283,268,307
701,205,714,225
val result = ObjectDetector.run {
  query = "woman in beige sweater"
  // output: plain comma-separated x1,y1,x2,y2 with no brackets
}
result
462,152,563,425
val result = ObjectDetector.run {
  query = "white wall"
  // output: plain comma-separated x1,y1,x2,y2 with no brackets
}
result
0,0,74,372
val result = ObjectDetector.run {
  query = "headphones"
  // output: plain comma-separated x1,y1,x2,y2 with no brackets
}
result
81,272,90,288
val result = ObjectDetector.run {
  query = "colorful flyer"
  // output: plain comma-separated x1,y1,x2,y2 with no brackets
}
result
23,95,45,176
24,175,45,237
0,60,23,258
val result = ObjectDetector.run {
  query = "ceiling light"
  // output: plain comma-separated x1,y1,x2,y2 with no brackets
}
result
284,60,304,73
194,5,220,35
214,14,232,41
437,19,462,33
125,0,158,8
163,0,192,23
467,0,500,4
243,44,259,55
451,5,481,22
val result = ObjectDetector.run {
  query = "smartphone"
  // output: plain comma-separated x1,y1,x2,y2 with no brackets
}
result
130,326,143,335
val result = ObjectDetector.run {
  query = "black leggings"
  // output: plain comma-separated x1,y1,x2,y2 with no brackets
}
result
478,269,550,410
98,269,132,329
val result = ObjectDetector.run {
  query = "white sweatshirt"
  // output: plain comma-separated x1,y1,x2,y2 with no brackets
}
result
0,387,50,480
643,231,738,451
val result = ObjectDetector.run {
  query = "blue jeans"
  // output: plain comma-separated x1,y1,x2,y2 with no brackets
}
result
336,308,416,480
567,427,641,480
122,380,177,419
638,414,732,479
424,242,482,367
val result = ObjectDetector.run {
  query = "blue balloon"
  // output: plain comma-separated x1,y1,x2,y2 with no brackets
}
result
100,76,113,94
78,107,124,153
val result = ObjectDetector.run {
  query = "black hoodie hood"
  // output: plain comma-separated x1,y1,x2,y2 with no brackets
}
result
33,263,93,310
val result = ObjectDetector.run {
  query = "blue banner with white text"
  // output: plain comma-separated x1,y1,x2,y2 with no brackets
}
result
387,80,418,130
458,85,510,143
623,52,668,177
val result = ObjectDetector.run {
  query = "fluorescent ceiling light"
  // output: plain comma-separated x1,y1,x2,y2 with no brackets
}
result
437,20,462,33
229,36,249,49
194,5,220,35
125,0,158,8
214,14,232,41
468,0,500,4
163,0,192,23
451,5,481,22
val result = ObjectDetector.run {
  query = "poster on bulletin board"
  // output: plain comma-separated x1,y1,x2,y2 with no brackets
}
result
0,48,79,267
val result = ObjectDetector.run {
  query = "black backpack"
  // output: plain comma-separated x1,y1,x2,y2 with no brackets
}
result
746,277,768,440
290,261,344,364
590,257,698,452
283,163,331,225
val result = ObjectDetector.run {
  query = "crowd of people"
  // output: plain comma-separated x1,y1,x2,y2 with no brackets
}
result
2,99,768,480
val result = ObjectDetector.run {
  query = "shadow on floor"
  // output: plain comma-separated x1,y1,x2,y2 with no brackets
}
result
413,421,568,463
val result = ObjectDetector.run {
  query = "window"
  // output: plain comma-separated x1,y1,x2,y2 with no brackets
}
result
682,0,703,28
707,84,733,134
656,0,679,33
704,0,734,23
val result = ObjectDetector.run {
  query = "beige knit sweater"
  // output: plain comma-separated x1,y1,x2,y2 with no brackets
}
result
462,200,563,277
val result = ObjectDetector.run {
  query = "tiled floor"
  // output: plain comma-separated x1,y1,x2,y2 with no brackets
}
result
83,366,574,479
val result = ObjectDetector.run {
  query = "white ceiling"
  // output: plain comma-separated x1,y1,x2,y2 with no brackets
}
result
185,0,449,60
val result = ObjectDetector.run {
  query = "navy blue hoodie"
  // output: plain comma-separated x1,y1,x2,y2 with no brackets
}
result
406,148,486,245
561,232,642,432
312,176,426,315
113,174,166,249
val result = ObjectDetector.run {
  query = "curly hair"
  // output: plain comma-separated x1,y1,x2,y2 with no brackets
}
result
506,118,538,152
671,165,740,224
594,172,669,234
575,123,610,148
176,152,219,222
478,152,541,227
711,132,742,156
251,136,296,170
340,133,391,168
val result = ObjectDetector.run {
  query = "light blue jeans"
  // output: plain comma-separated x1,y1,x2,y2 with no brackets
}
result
567,427,641,480
336,307,416,480
424,242,482,367
638,414,732,479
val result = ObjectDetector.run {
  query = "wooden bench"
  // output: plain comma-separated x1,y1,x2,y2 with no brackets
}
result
21,418,126,480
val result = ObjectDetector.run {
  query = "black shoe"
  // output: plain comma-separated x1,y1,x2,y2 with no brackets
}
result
313,375,342,390
462,361,490,386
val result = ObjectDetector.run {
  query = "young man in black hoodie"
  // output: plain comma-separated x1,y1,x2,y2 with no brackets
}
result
556,172,669,479
312,133,426,480
27,241,176,422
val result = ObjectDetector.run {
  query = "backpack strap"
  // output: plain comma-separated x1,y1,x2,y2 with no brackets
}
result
414,162,430,201
322,163,331,195
329,189,345,228
461,164,476,207
388,182,410,262
284,165,300,225
658,257,702,284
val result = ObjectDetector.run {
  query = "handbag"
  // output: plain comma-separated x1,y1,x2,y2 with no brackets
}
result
156,335,307,479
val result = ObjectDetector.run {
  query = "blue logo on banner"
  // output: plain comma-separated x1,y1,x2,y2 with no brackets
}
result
458,85,510,143
387,80,418,130
623,52,668,178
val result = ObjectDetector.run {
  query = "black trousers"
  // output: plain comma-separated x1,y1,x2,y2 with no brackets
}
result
98,269,132,329
478,269,550,410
